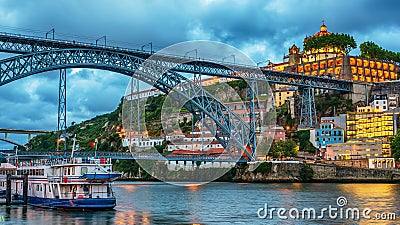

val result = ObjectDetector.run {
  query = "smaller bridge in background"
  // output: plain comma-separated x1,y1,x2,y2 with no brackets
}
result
0,128,50,147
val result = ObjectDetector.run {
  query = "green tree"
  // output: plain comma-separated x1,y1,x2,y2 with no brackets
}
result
293,130,315,153
304,33,356,55
269,139,297,158
154,140,169,154
390,133,400,160
300,164,314,182
360,41,400,63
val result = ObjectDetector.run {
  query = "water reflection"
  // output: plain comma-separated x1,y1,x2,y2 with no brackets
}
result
0,206,116,225
0,182,398,224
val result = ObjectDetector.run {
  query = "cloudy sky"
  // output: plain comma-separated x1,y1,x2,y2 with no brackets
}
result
1,0,400,148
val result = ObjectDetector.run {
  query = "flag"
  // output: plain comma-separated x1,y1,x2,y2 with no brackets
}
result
90,139,98,148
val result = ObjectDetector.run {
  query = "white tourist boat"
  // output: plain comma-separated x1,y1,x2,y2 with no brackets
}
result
0,141,121,210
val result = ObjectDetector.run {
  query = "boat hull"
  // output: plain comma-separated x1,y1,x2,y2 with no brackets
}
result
21,196,116,210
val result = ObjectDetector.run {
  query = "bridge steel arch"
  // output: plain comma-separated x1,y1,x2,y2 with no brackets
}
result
0,48,256,160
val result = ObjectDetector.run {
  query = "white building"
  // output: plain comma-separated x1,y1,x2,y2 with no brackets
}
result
388,94,399,109
122,137,164,148
127,88,161,100
166,130,222,152
371,94,388,112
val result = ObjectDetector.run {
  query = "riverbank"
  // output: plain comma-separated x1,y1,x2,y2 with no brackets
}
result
233,162,400,183
116,161,400,183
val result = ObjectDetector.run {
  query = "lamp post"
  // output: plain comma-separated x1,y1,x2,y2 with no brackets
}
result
184,49,198,59
222,54,235,64
256,59,270,68
96,36,107,47
285,125,291,139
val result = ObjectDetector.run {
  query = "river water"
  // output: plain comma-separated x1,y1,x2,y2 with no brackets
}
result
0,182,399,224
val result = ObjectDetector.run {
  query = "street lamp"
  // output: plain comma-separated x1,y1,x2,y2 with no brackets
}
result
184,49,198,59
285,125,291,139
96,36,107,47
222,54,235,64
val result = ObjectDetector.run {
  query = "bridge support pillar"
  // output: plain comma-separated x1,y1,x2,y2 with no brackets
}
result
23,174,28,205
299,87,317,128
6,173,11,206
245,79,258,161
58,69,67,152
348,82,370,104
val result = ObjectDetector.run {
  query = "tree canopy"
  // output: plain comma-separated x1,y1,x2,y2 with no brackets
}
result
303,33,357,55
268,139,297,158
390,133,400,160
360,41,400,63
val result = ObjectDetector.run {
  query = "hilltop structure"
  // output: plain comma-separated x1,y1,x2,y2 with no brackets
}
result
265,21,399,83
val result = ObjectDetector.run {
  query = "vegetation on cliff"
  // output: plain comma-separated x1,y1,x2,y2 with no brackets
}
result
28,99,125,152
360,41,400,63
299,164,314,182
268,139,297,158
390,132,400,160
315,92,354,116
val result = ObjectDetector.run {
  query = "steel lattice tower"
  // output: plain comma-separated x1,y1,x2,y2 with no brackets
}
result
58,69,67,152
299,87,317,128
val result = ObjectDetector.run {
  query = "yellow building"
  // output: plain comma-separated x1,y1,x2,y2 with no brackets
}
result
357,106,379,113
346,107,395,157
325,140,382,160
274,86,296,107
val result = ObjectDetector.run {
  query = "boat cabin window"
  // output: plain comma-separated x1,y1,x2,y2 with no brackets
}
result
81,167,88,175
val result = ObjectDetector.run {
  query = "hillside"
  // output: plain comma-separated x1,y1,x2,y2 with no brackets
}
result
28,99,125,152
28,81,356,153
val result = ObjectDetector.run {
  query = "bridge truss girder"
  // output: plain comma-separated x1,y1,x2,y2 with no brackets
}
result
0,32,352,91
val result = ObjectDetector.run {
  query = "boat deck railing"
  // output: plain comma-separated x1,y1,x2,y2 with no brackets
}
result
12,157,112,167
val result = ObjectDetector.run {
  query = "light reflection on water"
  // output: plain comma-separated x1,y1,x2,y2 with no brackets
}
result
0,182,399,224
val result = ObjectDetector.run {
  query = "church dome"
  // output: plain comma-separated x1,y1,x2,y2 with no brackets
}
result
320,22,327,32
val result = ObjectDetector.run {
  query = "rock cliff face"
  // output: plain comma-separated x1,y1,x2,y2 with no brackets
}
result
234,162,400,182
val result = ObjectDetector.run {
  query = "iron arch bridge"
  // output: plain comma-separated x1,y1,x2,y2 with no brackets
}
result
0,32,355,160
0,48,256,160
0,32,354,129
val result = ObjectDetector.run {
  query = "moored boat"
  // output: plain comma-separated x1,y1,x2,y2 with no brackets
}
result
0,156,121,210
